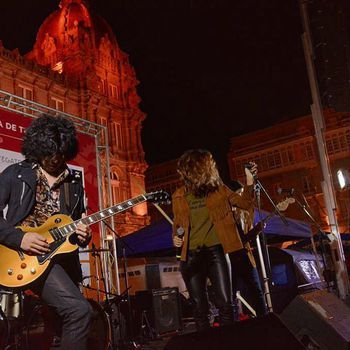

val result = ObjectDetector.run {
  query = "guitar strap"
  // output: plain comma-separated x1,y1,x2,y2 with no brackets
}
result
64,182,71,214
232,208,262,245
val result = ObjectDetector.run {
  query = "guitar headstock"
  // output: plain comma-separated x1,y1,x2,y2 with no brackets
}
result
145,190,171,205
276,197,295,212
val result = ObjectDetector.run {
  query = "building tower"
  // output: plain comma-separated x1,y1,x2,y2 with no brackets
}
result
0,0,149,234
307,0,350,111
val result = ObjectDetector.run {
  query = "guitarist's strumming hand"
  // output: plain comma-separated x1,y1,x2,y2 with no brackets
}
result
20,232,50,255
76,213,92,245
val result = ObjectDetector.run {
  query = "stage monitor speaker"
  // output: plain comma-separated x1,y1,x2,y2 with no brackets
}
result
152,287,182,335
280,290,350,350
165,313,305,350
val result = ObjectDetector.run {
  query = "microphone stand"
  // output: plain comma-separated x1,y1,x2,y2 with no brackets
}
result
90,243,101,303
83,284,127,298
102,219,138,349
252,176,289,313
91,242,118,350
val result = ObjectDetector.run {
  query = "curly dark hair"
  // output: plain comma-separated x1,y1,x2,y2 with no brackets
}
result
177,149,223,197
21,114,79,163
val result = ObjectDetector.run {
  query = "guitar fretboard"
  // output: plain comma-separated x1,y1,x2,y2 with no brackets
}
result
49,194,147,240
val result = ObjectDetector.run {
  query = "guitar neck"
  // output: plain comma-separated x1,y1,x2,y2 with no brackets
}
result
58,194,147,237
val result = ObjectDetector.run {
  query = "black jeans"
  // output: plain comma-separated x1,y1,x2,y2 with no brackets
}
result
229,249,267,319
180,245,233,331
31,264,93,350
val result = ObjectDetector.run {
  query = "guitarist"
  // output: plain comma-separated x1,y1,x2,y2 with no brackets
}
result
0,114,93,350
230,180,267,319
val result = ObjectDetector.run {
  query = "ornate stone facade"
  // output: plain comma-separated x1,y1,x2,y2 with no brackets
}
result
0,0,149,234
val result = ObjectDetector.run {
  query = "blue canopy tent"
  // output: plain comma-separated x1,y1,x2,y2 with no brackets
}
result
253,209,312,238
118,209,312,257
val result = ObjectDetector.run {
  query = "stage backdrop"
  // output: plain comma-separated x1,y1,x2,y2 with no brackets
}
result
0,109,101,286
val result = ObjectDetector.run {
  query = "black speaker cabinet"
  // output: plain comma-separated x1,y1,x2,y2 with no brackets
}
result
281,290,350,350
152,287,182,335
165,313,305,350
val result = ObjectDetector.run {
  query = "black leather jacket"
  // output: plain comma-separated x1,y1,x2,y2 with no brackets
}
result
0,160,86,282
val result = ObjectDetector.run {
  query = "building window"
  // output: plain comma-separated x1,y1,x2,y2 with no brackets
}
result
301,142,314,160
99,79,106,95
108,84,120,100
112,185,121,204
18,84,33,114
267,150,282,169
326,130,350,155
111,171,121,203
346,130,350,149
281,147,295,165
51,97,64,112
111,122,123,150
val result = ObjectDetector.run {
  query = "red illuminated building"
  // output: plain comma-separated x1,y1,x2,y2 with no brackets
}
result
0,0,149,234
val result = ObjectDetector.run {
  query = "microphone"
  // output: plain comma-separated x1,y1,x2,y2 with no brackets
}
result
175,227,185,260
277,187,295,195
244,162,257,178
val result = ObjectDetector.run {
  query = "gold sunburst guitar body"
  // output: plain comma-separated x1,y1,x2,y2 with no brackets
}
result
0,214,76,288
0,191,170,288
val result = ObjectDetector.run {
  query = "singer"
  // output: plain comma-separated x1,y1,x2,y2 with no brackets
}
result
172,149,255,331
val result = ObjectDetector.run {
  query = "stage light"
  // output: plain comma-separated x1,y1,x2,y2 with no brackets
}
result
337,169,350,189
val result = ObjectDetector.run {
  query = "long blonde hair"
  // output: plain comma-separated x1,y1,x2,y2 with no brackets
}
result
177,149,222,197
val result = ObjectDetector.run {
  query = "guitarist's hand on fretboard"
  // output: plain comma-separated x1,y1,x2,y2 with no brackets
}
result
20,232,50,255
76,214,92,246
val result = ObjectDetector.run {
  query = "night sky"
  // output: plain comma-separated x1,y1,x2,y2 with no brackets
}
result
0,0,311,178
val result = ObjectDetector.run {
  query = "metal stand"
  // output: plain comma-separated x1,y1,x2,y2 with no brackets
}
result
93,243,129,350
0,291,11,350
140,310,156,341
236,291,256,318
293,193,334,288
253,177,289,313
0,290,26,350
102,220,139,349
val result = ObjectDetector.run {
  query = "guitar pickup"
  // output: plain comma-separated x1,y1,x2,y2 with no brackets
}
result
49,228,64,241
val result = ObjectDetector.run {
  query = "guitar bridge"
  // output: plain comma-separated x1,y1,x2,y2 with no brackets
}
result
37,239,65,265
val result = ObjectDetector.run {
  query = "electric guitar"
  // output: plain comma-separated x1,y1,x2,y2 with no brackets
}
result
0,190,170,288
240,197,295,244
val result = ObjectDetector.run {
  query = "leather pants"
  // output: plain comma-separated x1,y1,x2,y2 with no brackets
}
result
180,244,233,331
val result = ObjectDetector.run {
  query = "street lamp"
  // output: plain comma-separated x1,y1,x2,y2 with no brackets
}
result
337,169,350,190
